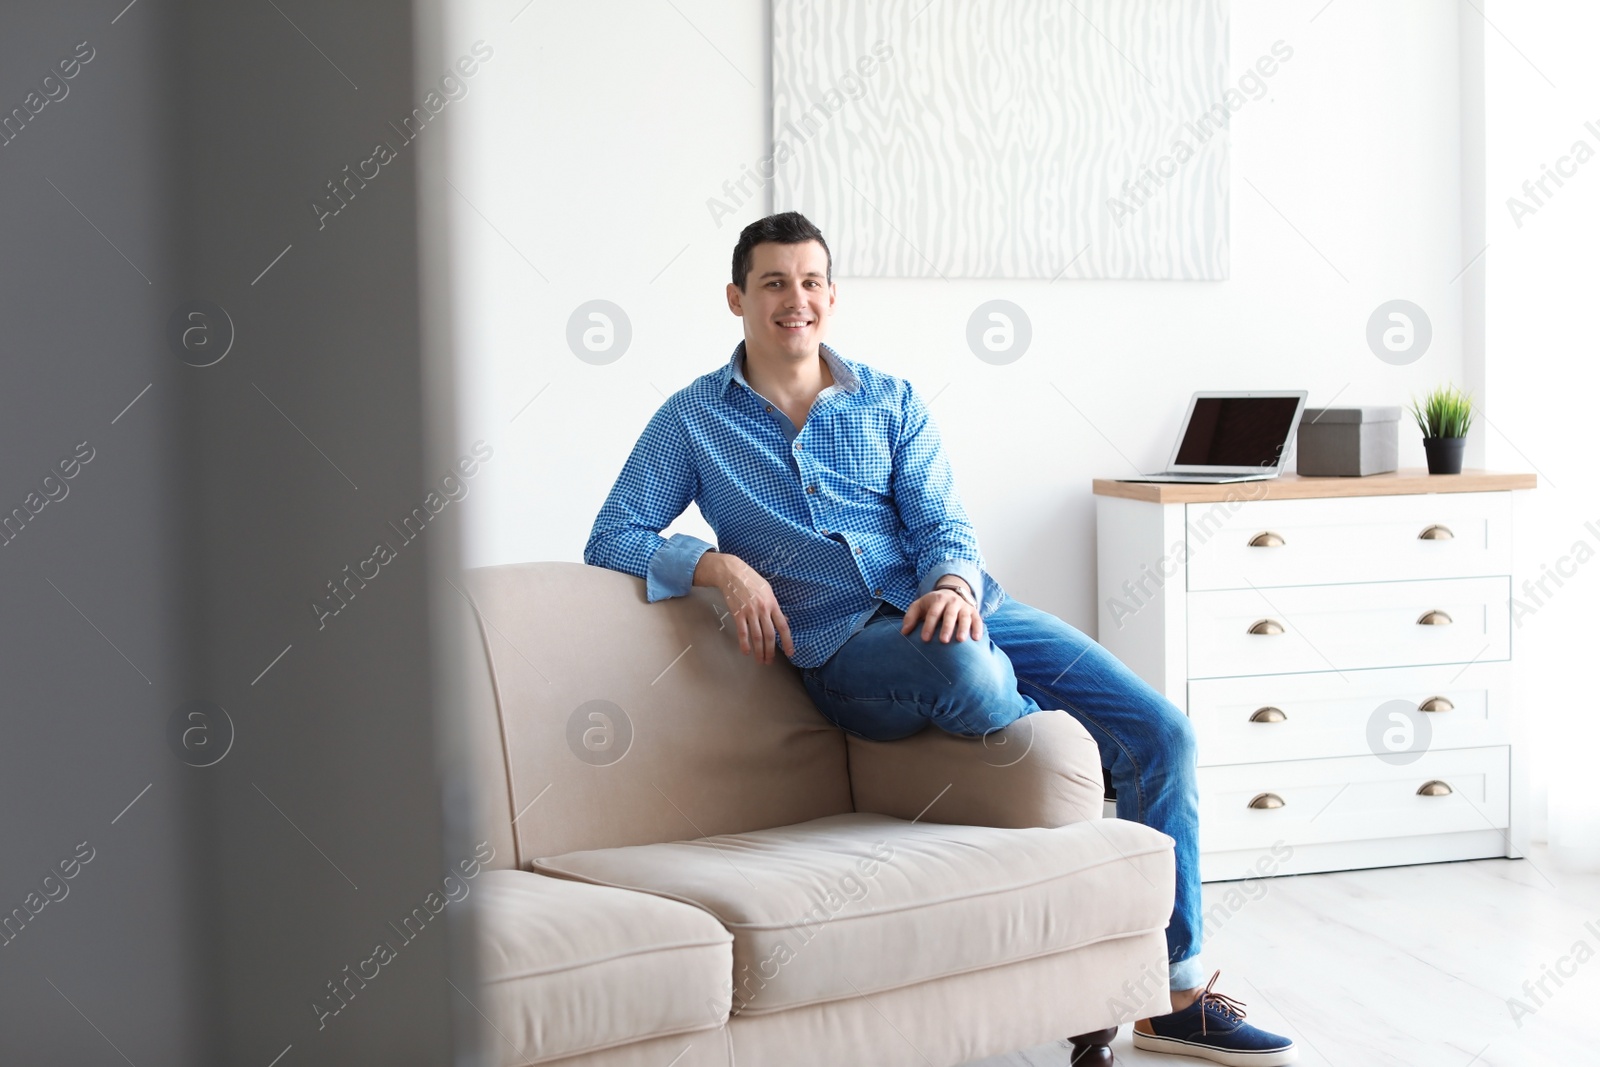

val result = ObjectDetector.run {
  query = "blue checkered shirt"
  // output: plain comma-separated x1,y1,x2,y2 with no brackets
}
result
583,341,1004,669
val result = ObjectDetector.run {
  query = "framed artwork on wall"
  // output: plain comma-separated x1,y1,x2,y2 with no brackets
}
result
772,0,1232,280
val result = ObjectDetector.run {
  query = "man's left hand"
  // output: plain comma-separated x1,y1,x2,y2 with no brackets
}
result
901,585,983,644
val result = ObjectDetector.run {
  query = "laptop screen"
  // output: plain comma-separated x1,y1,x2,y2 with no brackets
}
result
1174,396,1302,468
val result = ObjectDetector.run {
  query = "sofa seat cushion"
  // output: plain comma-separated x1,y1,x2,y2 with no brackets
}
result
473,869,733,1064
533,812,1174,1016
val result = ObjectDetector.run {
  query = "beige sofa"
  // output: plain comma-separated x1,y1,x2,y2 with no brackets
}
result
457,562,1177,1067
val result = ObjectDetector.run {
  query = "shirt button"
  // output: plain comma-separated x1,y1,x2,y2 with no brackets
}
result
856,547,863,554
873,587,883,595
806,485,817,494
796,443,803,450
765,404,773,412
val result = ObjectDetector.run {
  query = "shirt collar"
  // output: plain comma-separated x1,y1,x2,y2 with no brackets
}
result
719,340,860,399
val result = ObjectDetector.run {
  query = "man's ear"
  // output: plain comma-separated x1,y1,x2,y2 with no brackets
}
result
726,282,745,317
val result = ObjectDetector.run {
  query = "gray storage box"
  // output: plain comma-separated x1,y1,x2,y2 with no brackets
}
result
1296,406,1401,476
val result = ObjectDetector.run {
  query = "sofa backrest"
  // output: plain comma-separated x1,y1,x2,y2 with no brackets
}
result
461,562,855,866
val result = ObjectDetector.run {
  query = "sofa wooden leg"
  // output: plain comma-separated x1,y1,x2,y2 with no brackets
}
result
1066,1026,1117,1065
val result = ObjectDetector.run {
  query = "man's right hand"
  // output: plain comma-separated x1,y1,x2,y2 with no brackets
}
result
693,551,796,665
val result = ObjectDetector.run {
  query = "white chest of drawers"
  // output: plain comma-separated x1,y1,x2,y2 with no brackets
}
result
1093,469,1536,882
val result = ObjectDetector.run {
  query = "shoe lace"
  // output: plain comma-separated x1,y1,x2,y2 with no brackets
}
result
1195,969,1248,1036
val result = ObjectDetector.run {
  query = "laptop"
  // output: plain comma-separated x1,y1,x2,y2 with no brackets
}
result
1122,391,1309,483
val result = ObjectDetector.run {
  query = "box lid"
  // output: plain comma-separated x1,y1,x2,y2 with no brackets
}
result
1302,405,1402,424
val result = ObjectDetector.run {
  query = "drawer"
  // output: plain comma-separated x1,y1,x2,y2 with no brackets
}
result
1198,746,1509,854
1186,492,1511,591
1188,577,1509,678
1187,662,1510,766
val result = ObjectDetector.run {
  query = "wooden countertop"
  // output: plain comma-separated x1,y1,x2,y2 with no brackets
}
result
1092,468,1536,503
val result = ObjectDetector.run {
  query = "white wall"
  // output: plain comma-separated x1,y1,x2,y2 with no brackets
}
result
1482,1,1600,866
444,0,1473,635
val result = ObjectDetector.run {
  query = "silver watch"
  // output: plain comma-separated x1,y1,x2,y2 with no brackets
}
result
935,581,977,607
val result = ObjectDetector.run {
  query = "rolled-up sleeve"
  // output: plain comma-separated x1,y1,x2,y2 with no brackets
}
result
915,558,983,601
646,532,716,600
583,402,715,602
890,383,1004,614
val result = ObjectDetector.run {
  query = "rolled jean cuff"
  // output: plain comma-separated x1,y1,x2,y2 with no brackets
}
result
1169,954,1206,991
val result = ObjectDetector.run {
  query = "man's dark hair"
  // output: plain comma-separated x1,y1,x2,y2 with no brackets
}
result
731,211,832,290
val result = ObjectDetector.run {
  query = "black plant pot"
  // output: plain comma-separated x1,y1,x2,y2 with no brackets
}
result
1423,436,1466,475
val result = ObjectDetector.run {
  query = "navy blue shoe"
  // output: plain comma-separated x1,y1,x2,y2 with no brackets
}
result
1130,970,1297,1065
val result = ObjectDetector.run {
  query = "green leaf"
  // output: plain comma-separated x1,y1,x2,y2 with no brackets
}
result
1409,382,1474,439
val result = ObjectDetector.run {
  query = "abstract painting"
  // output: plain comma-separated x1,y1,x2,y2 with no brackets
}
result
771,0,1231,279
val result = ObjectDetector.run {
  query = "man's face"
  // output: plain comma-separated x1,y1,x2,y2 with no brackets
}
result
726,240,836,359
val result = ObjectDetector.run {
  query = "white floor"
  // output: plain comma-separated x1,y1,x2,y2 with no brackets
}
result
969,844,1600,1067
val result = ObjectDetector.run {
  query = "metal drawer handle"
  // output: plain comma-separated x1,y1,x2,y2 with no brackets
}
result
1247,619,1286,635
1249,706,1287,723
1248,531,1286,548
1418,696,1455,713
1417,780,1453,797
1248,792,1285,809
1419,524,1455,541
1416,610,1453,626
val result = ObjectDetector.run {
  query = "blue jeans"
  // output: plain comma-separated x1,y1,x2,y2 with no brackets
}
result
799,594,1204,993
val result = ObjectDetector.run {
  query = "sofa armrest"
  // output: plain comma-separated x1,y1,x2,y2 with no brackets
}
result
846,710,1105,829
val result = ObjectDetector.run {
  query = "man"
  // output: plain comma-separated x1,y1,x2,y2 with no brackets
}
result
584,212,1296,1065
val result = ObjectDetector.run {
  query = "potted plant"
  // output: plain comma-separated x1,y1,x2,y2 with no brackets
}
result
1409,383,1474,475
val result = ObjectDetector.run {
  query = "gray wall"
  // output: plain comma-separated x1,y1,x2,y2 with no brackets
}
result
0,2,475,1063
